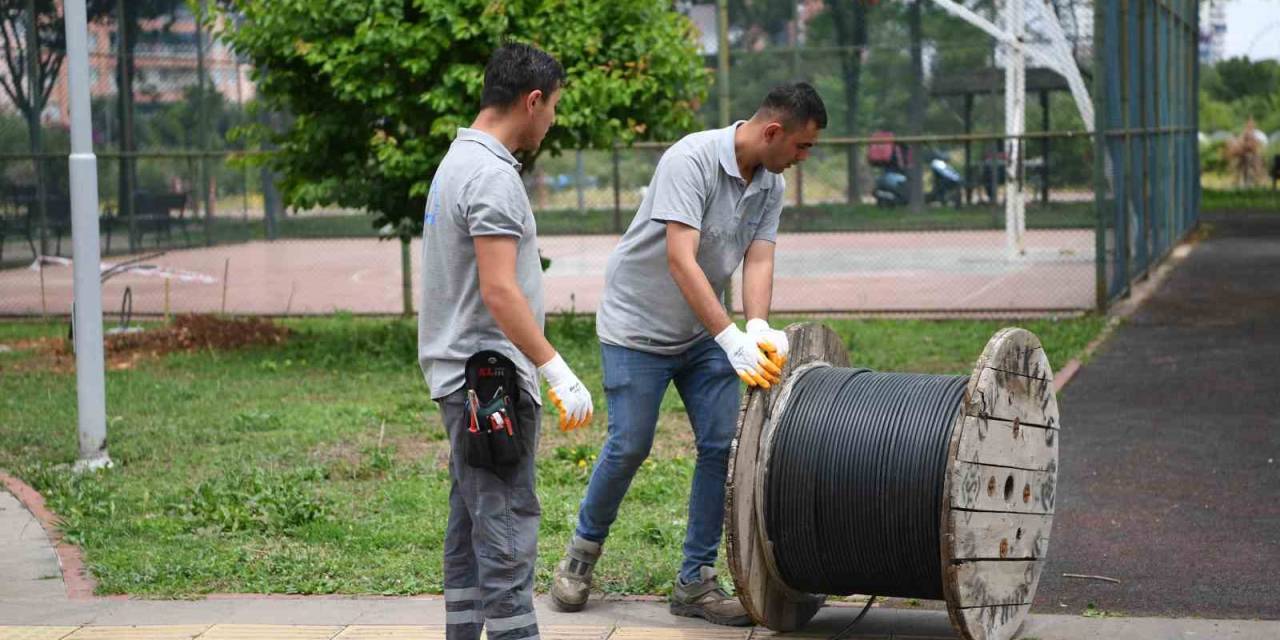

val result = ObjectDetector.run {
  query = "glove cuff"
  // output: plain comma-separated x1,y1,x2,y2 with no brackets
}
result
714,323,744,349
537,352,572,387
745,318,770,333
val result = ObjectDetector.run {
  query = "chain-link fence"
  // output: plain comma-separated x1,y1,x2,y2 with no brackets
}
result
1,2,269,257
0,1,1196,317
1094,0,1200,305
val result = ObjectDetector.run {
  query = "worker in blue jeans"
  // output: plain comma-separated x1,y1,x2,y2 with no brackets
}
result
550,83,828,626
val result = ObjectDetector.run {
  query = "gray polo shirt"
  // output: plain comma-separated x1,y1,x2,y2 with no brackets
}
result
418,128,543,403
597,122,785,355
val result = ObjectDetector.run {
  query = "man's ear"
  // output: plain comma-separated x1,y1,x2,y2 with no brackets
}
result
763,121,785,142
525,89,544,114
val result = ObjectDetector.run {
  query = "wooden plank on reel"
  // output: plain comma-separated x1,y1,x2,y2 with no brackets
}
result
956,604,1033,640
966,367,1059,429
951,560,1043,608
724,322,846,632
949,511,1053,560
955,416,1058,471
951,460,1057,515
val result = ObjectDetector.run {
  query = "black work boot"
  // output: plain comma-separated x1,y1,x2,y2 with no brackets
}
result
668,566,752,627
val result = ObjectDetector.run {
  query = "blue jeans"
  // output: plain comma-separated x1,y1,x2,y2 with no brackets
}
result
575,338,741,584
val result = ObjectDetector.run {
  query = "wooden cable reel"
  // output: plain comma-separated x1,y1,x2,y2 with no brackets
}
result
725,323,1061,640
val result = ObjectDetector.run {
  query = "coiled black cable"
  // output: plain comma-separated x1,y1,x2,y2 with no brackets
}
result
764,366,969,599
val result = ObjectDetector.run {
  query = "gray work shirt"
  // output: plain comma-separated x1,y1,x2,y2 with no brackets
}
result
418,128,543,403
597,122,785,355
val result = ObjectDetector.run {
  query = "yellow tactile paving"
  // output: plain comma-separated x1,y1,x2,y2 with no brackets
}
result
197,626,343,640
0,625,800,640
0,628,79,640
749,631,843,639
539,627,612,640
608,629,749,640
64,626,211,640
331,627,444,640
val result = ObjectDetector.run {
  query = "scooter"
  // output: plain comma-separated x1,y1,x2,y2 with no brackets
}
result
872,151,964,209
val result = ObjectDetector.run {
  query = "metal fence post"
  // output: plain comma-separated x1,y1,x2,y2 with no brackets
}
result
795,163,804,207
964,93,974,205
612,145,621,233
197,0,214,246
717,0,730,128
25,0,50,257
115,0,137,252
261,108,279,241
401,234,413,316
575,149,586,213
717,0,732,312
1093,0,1108,312
1040,90,1050,205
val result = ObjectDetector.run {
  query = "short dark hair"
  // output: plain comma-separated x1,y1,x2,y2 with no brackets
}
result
757,82,828,130
480,43,566,110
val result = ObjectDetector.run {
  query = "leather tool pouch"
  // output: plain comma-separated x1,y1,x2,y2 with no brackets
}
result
463,350,524,472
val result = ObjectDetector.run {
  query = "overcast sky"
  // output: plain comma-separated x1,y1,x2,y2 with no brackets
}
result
1223,0,1280,61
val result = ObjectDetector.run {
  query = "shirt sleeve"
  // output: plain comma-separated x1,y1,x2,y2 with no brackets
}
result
648,152,709,230
753,174,786,243
462,168,529,238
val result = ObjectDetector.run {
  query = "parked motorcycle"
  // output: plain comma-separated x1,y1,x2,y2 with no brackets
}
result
867,131,964,208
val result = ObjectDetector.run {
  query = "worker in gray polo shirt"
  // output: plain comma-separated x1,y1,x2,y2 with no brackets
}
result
419,43,594,640
550,83,827,626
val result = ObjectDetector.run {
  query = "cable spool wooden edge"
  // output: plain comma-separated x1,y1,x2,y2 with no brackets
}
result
726,323,1061,640
725,322,847,631
942,327,1060,640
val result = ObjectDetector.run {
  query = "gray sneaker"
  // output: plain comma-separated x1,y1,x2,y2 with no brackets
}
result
550,535,602,612
668,566,752,627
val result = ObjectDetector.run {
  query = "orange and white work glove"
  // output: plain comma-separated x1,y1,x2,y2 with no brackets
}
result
715,323,782,388
745,318,789,369
538,353,594,431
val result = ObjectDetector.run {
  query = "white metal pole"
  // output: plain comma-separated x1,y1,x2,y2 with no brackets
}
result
1004,0,1026,259
64,0,111,471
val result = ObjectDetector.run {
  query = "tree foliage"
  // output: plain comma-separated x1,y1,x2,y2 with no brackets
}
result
0,0,117,126
1200,57,1280,136
214,0,709,234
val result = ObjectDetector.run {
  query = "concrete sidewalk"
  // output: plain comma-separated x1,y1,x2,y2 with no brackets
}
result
5,485,1280,639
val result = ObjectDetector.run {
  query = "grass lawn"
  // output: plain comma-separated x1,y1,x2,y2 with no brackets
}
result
0,313,1106,597
1201,188,1280,212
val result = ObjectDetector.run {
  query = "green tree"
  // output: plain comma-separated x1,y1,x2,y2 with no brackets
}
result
214,0,709,235
1200,58,1280,138
0,0,116,137
1206,56,1280,103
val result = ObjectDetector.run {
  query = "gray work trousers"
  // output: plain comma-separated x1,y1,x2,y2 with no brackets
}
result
437,388,541,640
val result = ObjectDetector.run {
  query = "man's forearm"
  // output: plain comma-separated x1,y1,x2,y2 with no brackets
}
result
669,257,733,335
481,284,556,366
741,253,774,320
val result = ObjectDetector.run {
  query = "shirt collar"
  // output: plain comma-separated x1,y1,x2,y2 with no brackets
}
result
718,120,772,190
456,127,522,170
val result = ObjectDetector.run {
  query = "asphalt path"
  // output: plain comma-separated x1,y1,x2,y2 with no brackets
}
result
1035,212,1280,618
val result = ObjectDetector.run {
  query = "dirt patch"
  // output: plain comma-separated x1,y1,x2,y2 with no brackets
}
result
2,314,290,373
104,314,290,354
